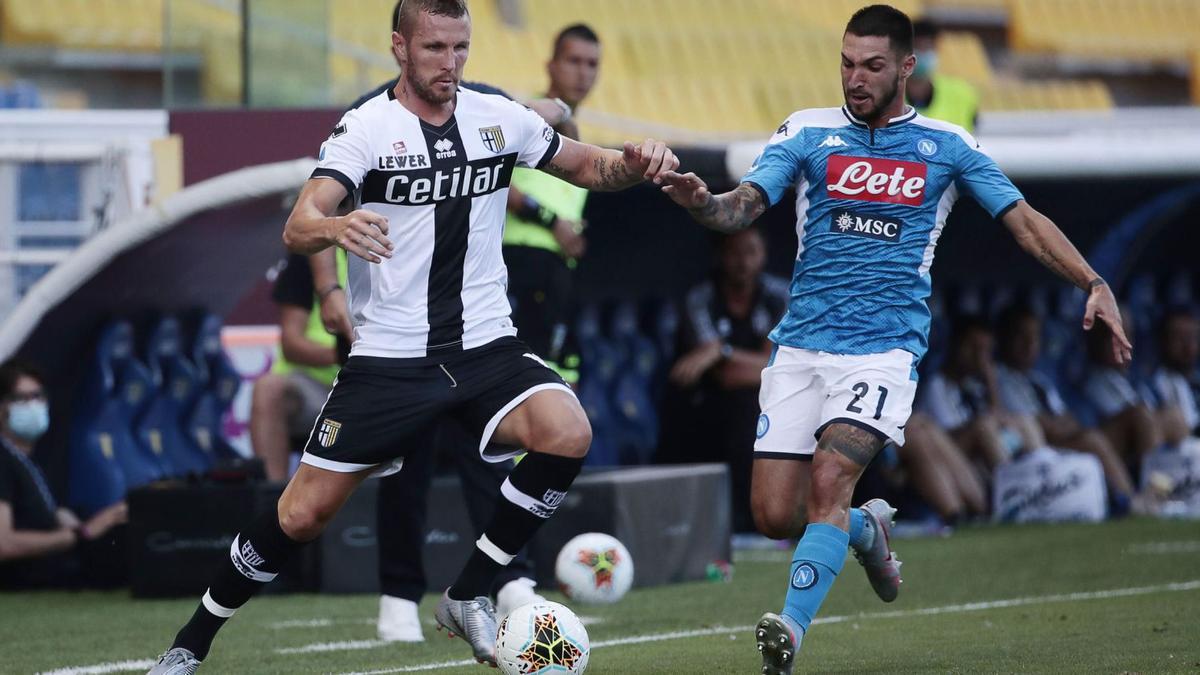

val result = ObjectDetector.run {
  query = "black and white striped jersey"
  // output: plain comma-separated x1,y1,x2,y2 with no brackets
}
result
312,86,562,359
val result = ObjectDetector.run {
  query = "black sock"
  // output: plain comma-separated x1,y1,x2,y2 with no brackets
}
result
448,453,583,600
172,508,304,660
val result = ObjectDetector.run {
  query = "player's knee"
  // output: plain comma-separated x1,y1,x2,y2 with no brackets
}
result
530,418,591,458
276,502,330,542
751,493,803,540
807,459,857,519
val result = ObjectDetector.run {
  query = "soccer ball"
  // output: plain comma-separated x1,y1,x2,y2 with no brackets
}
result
495,600,590,675
555,532,634,604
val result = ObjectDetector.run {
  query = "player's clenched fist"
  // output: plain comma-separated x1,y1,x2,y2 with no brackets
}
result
622,138,680,183
331,209,393,264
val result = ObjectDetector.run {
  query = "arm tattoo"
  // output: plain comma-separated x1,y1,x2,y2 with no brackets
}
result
543,158,573,181
691,183,766,233
815,423,884,467
545,151,638,191
1015,210,1094,290
1035,244,1073,283
590,153,639,191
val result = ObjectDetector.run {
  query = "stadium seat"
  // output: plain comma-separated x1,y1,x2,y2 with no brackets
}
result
67,321,166,517
1011,0,1200,63
607,302,660,464
137,316,212,476
185,314,240,460
577,375,619,467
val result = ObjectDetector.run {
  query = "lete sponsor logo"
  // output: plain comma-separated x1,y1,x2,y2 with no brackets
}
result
826,154,927,206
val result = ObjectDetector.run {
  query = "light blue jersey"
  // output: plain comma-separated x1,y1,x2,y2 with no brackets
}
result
742,105,1022,363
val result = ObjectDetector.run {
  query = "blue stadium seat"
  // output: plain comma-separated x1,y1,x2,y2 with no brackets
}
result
650,299,679,367
578,376,619,467
0,80,43,108
610,369,658,465
137,316,212,475
67,321,164,516
186,314,241,460
1165,271,1194,307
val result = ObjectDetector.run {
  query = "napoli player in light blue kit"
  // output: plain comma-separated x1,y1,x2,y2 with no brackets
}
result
659,5,1131,673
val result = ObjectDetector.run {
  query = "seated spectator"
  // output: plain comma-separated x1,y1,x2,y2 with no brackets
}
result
1082,306,1161,461
994,304,1137,513
919,315,1036,471
1148,306,1199,444
657,226,787,532
0,360,127,589
894,411,988,524
250,253,342,482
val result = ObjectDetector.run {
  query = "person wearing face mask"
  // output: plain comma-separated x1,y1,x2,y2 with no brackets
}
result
907,18,979,133
0,359,128,589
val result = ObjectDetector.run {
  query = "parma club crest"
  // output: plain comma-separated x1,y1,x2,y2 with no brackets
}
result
317,419,342,447
479,125,506,153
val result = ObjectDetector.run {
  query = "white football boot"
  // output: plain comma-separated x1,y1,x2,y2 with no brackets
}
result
377,595,425,642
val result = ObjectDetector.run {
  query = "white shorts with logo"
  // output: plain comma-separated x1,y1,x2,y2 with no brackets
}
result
753,346,918,460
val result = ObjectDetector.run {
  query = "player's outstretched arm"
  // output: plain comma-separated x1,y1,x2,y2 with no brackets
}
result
659,172,766,234
542,137,679,192
1002,200,1132,363
284,177,393,263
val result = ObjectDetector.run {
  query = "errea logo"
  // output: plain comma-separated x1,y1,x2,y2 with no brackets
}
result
433,138,457,160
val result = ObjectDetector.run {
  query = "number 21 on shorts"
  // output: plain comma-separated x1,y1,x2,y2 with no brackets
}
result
846,381,889,421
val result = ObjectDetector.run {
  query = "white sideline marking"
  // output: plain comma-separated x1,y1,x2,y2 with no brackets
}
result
275,639,390,654
336,579,1200,675
1126,540,1200,555
266,617,376,629
41,580,1200,675
37,660,156,675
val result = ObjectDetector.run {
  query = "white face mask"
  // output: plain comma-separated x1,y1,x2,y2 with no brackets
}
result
7,400,49,441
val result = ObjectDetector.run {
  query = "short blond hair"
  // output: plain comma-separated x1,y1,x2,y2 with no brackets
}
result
393,0,469,37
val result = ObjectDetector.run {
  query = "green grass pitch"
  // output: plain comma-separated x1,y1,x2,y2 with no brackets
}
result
4,518,1198,674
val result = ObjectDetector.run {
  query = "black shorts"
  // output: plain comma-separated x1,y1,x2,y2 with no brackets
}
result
300,337,571,476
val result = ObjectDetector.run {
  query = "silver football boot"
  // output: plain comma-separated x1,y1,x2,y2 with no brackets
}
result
434,590,498,665
146,647,201,675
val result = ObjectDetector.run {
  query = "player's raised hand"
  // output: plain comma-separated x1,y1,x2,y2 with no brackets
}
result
622,139,680,183
1082,281,1132,364
333,209,393,264
658,170,712,210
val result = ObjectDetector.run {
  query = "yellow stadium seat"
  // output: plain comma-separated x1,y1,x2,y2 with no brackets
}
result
1011,0,1200,63
938,31,993,86
1192,49,1200,104
981,78,1113,111
922,0,1007,11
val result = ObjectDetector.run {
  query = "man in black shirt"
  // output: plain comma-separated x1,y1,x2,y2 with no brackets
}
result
659,227,788,532
0,360,127,588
